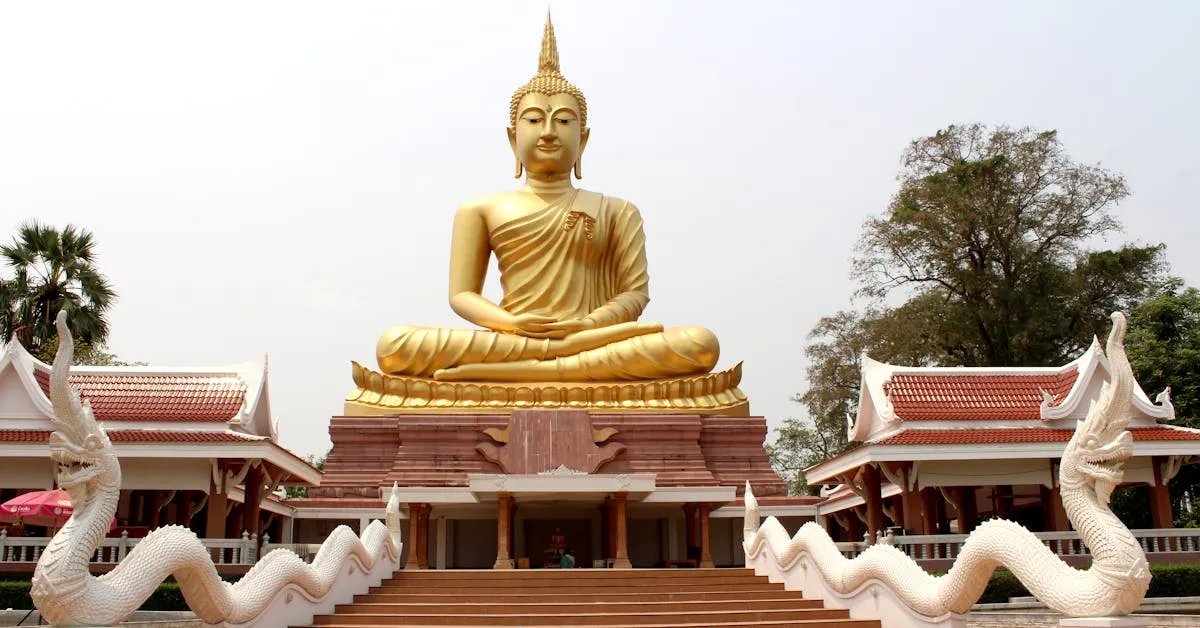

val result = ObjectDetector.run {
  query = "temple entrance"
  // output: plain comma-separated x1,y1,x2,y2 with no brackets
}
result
523,518,592,568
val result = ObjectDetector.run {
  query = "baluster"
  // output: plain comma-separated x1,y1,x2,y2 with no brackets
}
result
1154,536,1162,553
0,529,7,562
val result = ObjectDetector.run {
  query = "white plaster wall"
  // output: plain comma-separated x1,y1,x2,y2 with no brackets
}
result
0,458,52,489
0,367,46,420
918,459,1051,489
119,458,210,491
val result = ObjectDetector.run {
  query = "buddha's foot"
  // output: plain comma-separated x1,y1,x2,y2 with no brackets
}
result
345,361,748,416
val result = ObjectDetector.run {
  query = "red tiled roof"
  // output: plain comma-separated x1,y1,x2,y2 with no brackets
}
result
0,429,264,443
33,369,247,422
875,426,1200,446
883,368,1078,420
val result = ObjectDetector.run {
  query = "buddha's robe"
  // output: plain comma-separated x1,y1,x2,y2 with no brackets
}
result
376,190,719,381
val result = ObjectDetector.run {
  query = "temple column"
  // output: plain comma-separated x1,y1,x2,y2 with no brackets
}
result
903,486,924,533
1041,485,1069,532
242,464,264,539
205,471,228,540
919,488,938,534
889,494,905,530
417,504,431,569
955,487,978,534
148,490,164,529
699,504,714,568
862,464,884,543
613,492,632,569
494,493,515,569
1151,457,1175,529
405,503,426,570
993,485,1013,520
682,504,697,559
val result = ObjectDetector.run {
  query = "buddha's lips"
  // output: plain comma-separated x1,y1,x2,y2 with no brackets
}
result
537,144,560,151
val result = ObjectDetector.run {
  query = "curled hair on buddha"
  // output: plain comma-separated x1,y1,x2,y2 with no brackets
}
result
508,10,588,128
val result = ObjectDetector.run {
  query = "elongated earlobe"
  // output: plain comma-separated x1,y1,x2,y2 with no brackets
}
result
574,158,583,179
514,157,524,179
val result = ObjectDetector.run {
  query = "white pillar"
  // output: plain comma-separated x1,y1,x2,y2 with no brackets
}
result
358,516,370,534
282,516,294,543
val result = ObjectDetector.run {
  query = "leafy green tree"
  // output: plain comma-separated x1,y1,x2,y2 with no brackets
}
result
852,123,1164,367
30,334,146,367
1,221,116,354
774,123,1167,492
1126,278,1200,526
285,452,328,499
769,312,870,494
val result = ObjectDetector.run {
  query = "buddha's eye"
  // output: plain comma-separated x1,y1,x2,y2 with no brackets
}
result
525,117,543,124
556,118,571,125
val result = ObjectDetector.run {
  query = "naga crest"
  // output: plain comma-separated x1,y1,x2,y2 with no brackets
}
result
47,311,119,498
1061,312,1135,505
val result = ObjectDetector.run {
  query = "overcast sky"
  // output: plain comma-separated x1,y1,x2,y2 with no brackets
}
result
2,1,1198,460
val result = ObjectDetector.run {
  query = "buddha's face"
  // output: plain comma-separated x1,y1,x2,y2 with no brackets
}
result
508,92,589,177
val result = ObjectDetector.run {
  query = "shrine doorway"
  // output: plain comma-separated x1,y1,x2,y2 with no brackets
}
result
523,518,593,568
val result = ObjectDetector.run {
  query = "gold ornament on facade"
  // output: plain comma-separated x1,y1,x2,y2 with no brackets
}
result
351,11,746,415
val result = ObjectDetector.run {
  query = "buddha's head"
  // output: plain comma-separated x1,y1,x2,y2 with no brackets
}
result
508,12,589,179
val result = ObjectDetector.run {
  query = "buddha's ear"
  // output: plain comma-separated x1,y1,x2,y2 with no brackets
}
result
575,127,590,179
507,127,522,179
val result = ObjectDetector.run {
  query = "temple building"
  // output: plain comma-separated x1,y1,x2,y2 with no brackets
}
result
806,336,1200,543
0,337,320,543
283,12,804,570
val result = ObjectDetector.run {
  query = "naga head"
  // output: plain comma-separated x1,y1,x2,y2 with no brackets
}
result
1061,312,1134,506
47,311,120,502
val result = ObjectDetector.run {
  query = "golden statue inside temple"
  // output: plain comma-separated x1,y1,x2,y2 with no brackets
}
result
346,13,746,415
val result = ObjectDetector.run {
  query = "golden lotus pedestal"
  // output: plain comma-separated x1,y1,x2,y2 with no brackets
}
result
344,361,749,416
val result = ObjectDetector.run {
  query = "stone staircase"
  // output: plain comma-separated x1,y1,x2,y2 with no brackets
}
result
304,568,879,627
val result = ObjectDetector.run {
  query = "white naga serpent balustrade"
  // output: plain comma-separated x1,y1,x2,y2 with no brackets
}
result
743,312,1152,627
30,311,403,627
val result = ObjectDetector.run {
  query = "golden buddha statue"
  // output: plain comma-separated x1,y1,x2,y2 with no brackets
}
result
346,13,746,415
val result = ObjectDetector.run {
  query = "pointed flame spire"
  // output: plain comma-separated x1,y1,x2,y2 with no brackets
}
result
538,9,561,75
509,9,588,126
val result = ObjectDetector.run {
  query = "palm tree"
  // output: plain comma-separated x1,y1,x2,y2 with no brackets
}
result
1,221,116,352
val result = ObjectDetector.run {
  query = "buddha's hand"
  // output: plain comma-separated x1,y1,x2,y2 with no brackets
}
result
507,313,561,338
510,316,595,339
540,318,597,337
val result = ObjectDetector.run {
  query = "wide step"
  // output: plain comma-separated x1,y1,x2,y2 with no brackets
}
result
303,568,879,628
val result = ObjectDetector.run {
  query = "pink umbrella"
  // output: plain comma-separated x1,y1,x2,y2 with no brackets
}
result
0,489,76,528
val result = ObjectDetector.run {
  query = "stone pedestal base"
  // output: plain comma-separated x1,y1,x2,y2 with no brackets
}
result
611,557,632,569
1059,618,1150,627
493,558,514,569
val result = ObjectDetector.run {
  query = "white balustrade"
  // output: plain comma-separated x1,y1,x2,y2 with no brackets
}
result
876,527,1200,562
0,528,260,565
